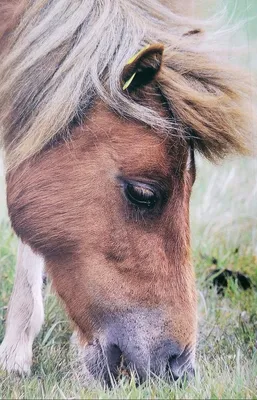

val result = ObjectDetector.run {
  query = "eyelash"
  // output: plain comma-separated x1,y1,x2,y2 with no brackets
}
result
119,177,169,220
124,181,159,209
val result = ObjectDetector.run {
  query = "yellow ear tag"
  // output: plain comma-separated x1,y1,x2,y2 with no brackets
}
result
122,44,150,91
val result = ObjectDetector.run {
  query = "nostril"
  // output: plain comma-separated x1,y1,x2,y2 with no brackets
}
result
105,344,122,375
166,354,181,381
167,346,195,382
105,346,144,386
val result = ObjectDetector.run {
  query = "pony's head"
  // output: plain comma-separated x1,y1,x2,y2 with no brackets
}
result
1,0,255,384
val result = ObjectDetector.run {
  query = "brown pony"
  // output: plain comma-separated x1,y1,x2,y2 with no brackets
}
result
0,0,255,384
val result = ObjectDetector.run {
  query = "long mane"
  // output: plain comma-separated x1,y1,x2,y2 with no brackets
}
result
0,0,255,170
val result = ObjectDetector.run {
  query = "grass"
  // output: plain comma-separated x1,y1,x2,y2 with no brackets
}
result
0,1,257,398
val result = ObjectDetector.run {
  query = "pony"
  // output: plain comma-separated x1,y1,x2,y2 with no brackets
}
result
0,0,255,384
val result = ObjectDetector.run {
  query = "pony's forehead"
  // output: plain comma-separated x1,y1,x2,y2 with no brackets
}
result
70,101,188,177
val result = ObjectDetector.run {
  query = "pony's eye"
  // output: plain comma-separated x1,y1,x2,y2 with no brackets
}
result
124,181,159,210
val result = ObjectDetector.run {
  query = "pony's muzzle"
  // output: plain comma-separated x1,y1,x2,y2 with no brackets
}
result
76,322,195,385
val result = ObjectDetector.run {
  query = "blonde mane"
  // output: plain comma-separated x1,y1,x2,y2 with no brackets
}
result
0,0,255,170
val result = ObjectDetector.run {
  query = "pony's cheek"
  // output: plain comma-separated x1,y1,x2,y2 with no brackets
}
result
6,151,120,260
6,167,78,258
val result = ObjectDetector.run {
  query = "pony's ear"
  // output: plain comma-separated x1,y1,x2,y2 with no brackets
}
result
122,44,164,92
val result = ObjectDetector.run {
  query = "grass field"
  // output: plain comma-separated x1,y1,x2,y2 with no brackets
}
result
0,1,257,399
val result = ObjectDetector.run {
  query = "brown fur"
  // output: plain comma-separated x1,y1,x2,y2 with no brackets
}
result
7,100,197,352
